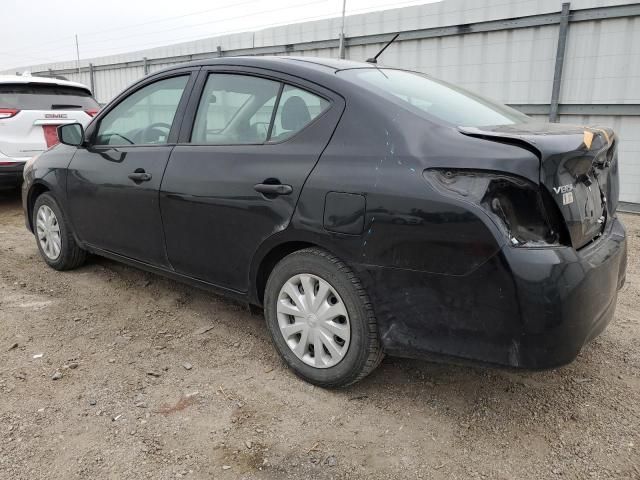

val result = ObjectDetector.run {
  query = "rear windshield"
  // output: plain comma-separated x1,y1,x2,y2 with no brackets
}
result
338,68,529,127
0,83,99,110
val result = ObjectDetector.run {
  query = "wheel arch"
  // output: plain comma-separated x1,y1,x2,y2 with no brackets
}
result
252,240,318,306
26,182,51,232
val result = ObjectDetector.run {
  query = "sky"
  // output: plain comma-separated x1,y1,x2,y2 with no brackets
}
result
1,0,440,70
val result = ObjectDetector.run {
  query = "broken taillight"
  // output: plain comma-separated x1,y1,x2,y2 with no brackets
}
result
423,169,569,247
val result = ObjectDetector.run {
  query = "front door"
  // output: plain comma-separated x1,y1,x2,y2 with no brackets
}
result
67,73,194,267
160,70,344,291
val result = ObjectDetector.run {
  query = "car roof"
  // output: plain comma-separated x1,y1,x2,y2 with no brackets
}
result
164,55,373,71
150,56,377,80
278,56,374,70
0,74,92,93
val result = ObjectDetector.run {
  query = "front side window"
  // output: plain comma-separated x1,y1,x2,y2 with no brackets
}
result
95,75,188,146
338,69,529,127
269,86,330,142
191,74,280,145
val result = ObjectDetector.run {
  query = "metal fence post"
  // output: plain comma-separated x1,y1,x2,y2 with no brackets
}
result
339,0,347,58
89,63,95,96
550,2,571,123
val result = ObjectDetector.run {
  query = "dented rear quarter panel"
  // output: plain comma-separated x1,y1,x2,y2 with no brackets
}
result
296,86,543,276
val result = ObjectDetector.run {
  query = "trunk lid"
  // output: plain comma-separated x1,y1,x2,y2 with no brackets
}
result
460,122,618,249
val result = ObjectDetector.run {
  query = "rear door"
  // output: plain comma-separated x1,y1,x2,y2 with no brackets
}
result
0,82,98,160
160,67,344,292
67,71,196,267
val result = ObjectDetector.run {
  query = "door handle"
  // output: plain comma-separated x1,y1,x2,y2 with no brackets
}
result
128,171,152,182
254,183,293,196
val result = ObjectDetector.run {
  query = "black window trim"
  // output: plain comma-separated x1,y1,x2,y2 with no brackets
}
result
178,67,335,147
84,68,199,149
265,83,284,142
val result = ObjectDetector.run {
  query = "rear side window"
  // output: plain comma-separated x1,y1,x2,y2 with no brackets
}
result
338,69,529,127
95,75,189,146
190,74,330,145
0,83,98,110
269,86,329,142
191,74,280,145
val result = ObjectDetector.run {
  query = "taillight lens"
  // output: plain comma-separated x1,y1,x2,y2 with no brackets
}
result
0,108,20,119
85,108,99,117
424,169,568,247
42,125,60,148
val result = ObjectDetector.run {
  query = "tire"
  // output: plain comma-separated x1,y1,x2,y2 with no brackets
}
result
33,192,86,271
264,248,383,387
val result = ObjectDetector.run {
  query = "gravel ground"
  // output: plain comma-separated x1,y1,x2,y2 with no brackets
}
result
1,189,639,480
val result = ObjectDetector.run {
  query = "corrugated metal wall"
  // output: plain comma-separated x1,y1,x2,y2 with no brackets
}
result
5,0,640,202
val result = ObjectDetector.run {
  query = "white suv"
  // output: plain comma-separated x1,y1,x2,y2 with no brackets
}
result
0,75,99,188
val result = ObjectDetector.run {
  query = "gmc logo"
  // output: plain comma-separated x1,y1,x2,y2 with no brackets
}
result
45,113,68,119
553,184,574,194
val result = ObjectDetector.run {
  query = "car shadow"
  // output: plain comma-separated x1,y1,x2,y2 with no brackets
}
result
0,186,21,203
0,188,23,219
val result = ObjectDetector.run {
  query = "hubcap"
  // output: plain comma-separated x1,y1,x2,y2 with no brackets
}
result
276,273,351,368
36,205,61,260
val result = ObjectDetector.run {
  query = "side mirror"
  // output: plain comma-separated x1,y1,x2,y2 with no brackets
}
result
58,123,84,146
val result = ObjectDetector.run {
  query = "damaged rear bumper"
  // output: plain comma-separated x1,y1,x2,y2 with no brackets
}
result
355,217,627,370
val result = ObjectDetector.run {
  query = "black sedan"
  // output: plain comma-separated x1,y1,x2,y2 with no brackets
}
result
22,56,627,387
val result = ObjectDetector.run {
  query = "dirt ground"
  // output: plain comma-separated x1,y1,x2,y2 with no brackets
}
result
0,189,638,480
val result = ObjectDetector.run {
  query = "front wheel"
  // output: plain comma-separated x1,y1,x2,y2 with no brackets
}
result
264,248,383,387
33,192,86,270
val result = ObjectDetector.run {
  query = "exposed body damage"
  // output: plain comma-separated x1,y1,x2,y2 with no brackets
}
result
460,124,618,248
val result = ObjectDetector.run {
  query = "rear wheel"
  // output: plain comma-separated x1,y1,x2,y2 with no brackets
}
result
264,248,383,387
33,193,86,270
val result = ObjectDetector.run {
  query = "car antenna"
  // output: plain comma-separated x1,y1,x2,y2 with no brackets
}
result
366,33,400,64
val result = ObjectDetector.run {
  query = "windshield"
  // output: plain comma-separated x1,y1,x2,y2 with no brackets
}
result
339,68,529,127
0,83,98,110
